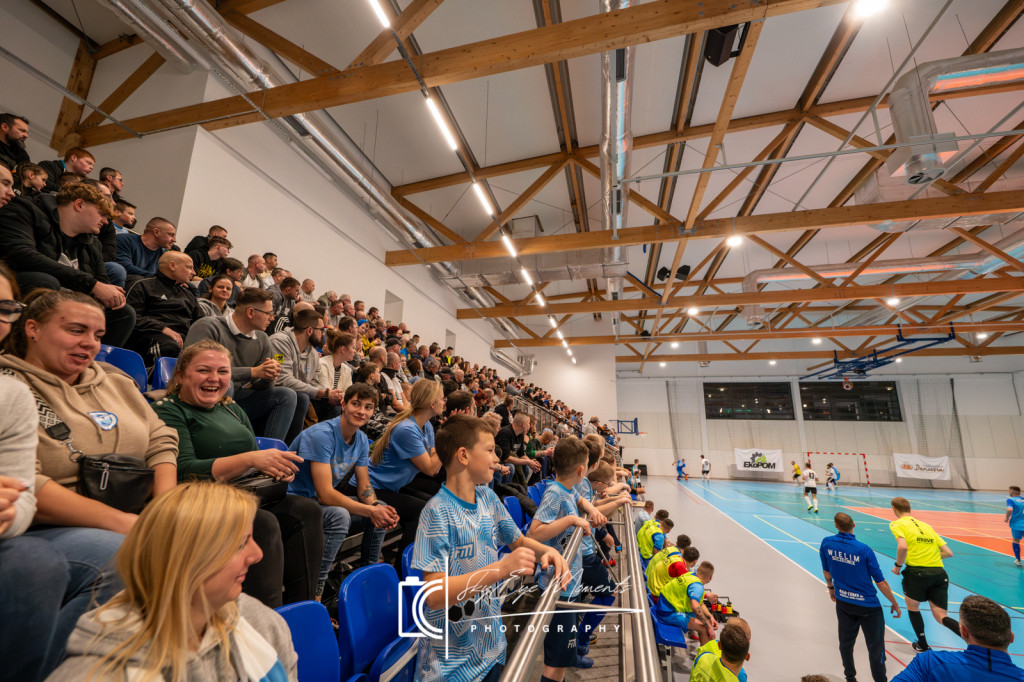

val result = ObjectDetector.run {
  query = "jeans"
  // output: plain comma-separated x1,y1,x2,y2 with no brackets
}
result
104,261,126,288
318,502,386,595
366,484,433,573
235,385,298,442
0,527,124,681
291,391,311,442
836,600,887,682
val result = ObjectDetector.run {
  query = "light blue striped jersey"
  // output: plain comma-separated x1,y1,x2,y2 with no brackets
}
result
573,477,596,556
532,479,583,598
412,484,522,682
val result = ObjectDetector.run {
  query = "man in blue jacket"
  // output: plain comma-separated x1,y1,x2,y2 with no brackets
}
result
821,512,902,682
895,595,1023,681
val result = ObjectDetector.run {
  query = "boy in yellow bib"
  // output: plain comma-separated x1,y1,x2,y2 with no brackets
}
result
690,618,751,682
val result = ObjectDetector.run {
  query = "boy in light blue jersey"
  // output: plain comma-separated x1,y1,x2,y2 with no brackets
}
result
530,437,605,681
288,383,399,598
575,437,632,652
1007,485,1024,567
412,415,567,682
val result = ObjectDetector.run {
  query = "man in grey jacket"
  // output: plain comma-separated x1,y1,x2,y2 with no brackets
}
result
269,308,343,439
183,288,298,443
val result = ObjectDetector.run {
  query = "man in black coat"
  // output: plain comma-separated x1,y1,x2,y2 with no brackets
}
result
0,182,135,346
0,114,30,171
125,251,201,365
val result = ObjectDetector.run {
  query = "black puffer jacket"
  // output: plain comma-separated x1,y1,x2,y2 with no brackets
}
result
0,193,108,292
126,271,200,335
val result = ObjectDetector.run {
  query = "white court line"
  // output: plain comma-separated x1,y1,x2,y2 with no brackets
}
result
674,480,912,663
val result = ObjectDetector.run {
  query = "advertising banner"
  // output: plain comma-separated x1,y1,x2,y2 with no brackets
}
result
893,453,952,480
734,448,783,471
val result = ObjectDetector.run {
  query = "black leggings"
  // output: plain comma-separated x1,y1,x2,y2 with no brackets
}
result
244,495,324,608
367,478,439,572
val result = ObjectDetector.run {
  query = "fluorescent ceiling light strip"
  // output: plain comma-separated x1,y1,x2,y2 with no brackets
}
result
472,182,493,215
367,0,390,27
425,97,458,151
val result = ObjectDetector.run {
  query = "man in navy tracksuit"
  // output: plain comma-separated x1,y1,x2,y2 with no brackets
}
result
820,512,903,682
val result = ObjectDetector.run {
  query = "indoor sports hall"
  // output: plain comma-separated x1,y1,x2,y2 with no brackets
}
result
2,0,1024,681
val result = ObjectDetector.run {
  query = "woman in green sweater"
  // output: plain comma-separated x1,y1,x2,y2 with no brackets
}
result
152,339,323,608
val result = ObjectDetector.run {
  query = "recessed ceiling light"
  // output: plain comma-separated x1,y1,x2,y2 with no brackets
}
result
812,337,822,345
659,362,666,368
895,357,902,363
726,235,743,247
769,360,776,365
671,342,679,349
886,297,900,306
687,307,699,316
976,332,989,340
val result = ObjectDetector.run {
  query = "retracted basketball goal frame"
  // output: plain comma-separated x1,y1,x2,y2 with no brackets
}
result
805,451,871,487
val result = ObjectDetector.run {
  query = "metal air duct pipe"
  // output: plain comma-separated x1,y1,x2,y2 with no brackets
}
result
887,47,1024,184
600,0,634,298
94,0,199,71
123,0,527,371
742,229,1024,326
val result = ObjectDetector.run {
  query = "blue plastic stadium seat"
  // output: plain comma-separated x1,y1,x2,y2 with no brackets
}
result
275,601,340,682
367,636,417,682
527,485,543,507
95,344,148,392
151,356,176,390
503,496,531,533
337,564,404,679
256,437,288,451
649,607,689,648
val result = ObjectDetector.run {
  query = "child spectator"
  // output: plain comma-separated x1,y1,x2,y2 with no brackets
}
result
529,436,605,677
412,414,568,682
39,147,94,193
15,162,46,196
287,383,399,600
638,510,672,561
657,561,718,646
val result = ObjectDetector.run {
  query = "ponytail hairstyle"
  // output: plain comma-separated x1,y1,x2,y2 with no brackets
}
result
371,378,443,465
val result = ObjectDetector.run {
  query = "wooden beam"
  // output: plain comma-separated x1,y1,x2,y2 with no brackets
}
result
471,158,570,242
388,80,1019,196
458,276,1024,319
51,40,96,152
395,197,466,244
92,35,144,60
950,227,1024,274
81,53,166,129
224,12,338,76
616,346,1024,363
385,189,1024,265
494,322,1024,348
349,0,446,68
574,157,677,224
697,124,797,220
747,234,835,287
78,0,849,147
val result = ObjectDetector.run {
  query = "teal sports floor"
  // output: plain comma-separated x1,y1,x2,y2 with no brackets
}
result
671,478,1024,658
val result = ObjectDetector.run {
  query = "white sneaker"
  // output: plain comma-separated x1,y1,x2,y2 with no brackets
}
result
1015,559,1022,567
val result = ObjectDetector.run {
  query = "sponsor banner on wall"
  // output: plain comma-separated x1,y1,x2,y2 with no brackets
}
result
893,453,952,480
734,448,783,471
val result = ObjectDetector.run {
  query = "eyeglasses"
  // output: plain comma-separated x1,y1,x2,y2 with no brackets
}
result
251,308,274,317
0,300,25,323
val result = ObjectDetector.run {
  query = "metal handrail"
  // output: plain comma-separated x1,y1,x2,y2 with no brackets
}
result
512,396,583,437
622,503,661,680
500,527,585,682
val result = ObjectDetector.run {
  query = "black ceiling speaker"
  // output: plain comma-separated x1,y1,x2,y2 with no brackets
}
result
674,265,691,281
705,23,750,67
656,266,671,281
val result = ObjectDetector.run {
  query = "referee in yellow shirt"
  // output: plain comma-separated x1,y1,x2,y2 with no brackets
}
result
889,496,961,652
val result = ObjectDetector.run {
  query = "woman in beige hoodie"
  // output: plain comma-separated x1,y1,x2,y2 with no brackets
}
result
0,288,178,680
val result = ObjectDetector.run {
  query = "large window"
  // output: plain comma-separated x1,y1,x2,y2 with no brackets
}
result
799,382,902,422
704,382,795,420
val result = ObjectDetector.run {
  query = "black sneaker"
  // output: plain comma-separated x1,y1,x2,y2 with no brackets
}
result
912,642,929,653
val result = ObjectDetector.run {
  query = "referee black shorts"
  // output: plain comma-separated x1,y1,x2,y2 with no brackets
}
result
901,566,950,608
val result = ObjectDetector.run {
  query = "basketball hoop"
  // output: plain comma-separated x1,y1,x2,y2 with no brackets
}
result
638,432,648,438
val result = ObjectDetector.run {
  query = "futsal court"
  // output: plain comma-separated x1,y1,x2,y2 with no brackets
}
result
642,475,1024,681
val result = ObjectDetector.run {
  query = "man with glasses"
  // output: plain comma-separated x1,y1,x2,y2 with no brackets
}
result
183,287,298,442
98,167,125,201
270,309,344,439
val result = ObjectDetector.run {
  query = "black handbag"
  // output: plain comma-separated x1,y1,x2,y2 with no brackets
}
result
228,470,288,507
0,368,155,513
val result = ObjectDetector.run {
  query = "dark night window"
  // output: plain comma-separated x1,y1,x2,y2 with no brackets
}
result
799,382,902,422
704,382,795,420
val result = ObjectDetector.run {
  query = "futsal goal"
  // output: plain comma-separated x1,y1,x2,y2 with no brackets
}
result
805,451,871,487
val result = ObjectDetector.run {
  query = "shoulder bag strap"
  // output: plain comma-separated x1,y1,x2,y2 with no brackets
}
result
0,367,82,459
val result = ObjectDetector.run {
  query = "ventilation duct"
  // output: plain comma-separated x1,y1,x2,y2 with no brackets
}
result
886,47,1024,184
441,259,628,288
742,228,1024,326
108,0,530,374
491,348,536,377
600,0,633,300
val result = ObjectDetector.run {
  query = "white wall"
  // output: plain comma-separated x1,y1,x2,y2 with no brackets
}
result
528,341,617,425
617,373,1024,491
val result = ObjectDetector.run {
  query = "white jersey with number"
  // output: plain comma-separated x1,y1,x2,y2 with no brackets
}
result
803,468,818,488
826,466,837,481
701,459,711,473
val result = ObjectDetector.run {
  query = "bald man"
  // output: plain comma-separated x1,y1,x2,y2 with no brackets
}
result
125,251,200,364
300,278,316,302
116,216,177,279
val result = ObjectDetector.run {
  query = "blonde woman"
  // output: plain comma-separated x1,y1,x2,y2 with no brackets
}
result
366,379,445,570
49,481,298,681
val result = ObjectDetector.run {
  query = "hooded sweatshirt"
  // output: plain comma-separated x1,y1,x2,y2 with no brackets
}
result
0,355,178,492
47,593,298,681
